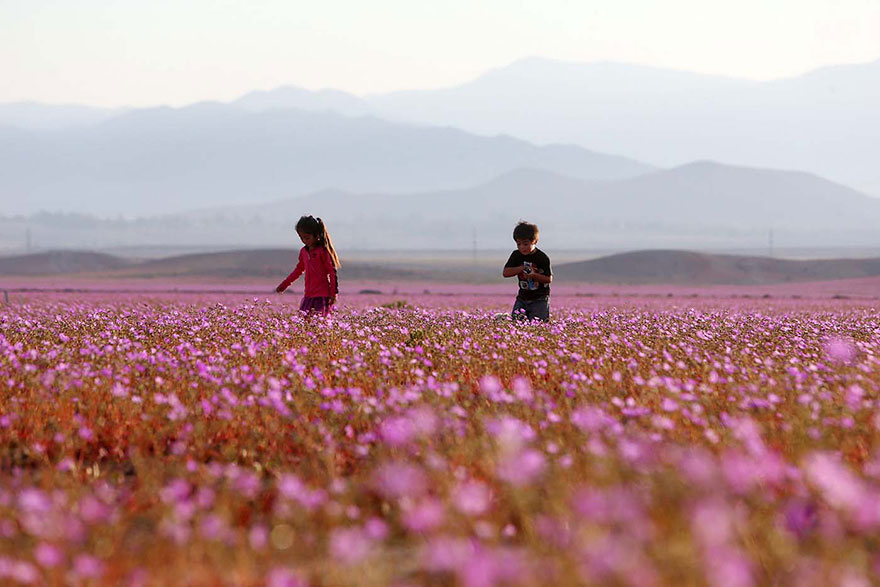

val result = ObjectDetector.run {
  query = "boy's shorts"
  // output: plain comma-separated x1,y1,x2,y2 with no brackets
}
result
512,297,550,322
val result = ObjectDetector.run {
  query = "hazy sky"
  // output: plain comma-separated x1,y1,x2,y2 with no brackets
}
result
3,0,879,107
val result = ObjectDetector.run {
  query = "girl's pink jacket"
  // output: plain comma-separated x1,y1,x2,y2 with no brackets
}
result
278,245,338,298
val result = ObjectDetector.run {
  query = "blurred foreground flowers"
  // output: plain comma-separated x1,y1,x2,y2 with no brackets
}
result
1,293,880,584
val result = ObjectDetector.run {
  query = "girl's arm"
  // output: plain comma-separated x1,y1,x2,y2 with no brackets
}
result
276,251,306,292
323,248,338,304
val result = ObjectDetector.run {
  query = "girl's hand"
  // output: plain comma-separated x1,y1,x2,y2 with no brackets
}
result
275,285,285,293
329,295,337,306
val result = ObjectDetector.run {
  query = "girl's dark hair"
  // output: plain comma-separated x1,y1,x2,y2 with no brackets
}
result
296,215,341,268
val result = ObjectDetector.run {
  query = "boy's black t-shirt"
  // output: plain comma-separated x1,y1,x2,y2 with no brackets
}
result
505,248,552,301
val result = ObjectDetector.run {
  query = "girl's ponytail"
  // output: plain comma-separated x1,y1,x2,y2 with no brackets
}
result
296,215,341,268
316,217,341,269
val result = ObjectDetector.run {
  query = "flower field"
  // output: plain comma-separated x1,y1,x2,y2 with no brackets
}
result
2,290,880,585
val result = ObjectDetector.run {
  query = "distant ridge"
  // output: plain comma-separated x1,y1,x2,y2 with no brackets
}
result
7,249,880,285
0,249,420,280
0,251,133,275
555,250,880,285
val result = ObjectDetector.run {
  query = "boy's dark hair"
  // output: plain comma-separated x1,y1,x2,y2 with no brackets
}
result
513,221,539,242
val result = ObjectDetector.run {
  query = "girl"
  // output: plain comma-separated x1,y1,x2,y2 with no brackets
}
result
275,216,341,315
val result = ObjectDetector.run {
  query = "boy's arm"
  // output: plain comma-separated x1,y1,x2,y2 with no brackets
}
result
502,251,523,278
503,265,524,278
532,254,552,284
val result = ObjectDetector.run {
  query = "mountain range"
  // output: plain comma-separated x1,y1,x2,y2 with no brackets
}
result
4,161,880,252
3,55,880,251
0,104,651,216
5,56,877,195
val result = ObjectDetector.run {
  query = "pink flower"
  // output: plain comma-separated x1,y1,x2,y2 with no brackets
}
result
511,376,533,401
479,375,503,395
34,543,63,568
404,498,446,532
17,489,51,514
73,554,104,579
486,417,535,452
380,417,415,447
363,517,389,540
329,527,373,565
571,406,613,433
422,537,474,571
199,514,229,541
159,479,191,504
661,398,679,412
728,418,766,456
496,449,546,486
782,498,818,538
824,336,856,364
453,481,492,516
78,496,110,524
249,525,269,550
804,452,866,511
373,462,428,499
265,567,308,587
691,499,735,548
703,546,754,587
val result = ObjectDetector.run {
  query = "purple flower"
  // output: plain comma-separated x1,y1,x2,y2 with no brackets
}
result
363,517,389,540
380,417,415,447
373,462,428,499
422,537,474,571
486,417,536,452
18,489,51,514
78,495,110,524
453,481,492,516
329,527,373,565
782,498,818,538
702,546,754,587
571,406,613,433
159,479,191,504
804,452,866,511
73,554,104,579
34,543,63,568
479,375,502,395
823,336,856,364
496,449,546,486
404,498,446,532
265,567,308,587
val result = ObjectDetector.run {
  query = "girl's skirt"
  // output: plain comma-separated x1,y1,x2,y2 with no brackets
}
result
299,296,332,316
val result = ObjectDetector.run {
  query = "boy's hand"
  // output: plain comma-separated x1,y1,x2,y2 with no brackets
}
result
503,265,526,278
329,295,337,306
275,284,285,293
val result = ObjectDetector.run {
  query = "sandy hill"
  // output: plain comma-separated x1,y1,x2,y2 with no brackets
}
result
0,249,422,280
8,248,880,286
555,250,880,285
0,250,133,275
125,249,421,280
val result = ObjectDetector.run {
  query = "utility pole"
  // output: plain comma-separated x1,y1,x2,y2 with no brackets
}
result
25,227,32,253
472,227,477,264
768,228,774,258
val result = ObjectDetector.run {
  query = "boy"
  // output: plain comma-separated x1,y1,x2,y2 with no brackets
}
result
502,221,552,322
